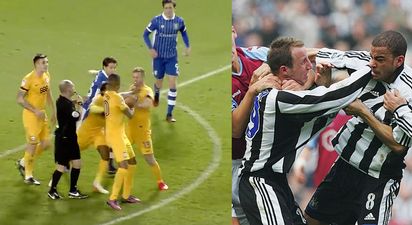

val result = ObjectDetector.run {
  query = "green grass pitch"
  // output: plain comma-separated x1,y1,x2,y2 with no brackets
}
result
0,0,231,224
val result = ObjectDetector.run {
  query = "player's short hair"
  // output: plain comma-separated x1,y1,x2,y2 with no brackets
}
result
162,0,176,7
100,82,108,96
102,57,117,67
372,30,407,57
33,53,47,64
132,67,145,77
267,37,304,73
108,74,120,86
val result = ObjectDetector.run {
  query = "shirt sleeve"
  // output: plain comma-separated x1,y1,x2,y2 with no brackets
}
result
275,66,372,120
392,104,412,147
239,46,269,62
179,18,189,47
316,48,371,71
146,17,157,32
116,94,128,111
146,87,154,99
20,77,30,92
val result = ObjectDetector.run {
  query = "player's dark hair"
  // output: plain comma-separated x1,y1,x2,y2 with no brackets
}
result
108,74,120,87
100,82,108,96
372,30,407,57
267,37,304,73
132,67,145,77
33,53,47,64
102,57,117,67
162,0,176,7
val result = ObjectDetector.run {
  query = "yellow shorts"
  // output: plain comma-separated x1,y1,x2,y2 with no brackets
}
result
22,110,50,144
107,133,135,163
77,126,106,151
127,127,153,155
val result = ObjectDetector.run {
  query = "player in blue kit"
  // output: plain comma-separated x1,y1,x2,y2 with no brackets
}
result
82,57,118,174
143,0,190,122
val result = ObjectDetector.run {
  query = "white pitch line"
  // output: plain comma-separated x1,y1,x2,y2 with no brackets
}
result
99,103,222,225
0,65,230,159
0,144,26,158
0,65,230,225
98,66,228,225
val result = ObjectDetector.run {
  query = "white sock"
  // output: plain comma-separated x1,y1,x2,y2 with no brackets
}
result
109,152,113,159
20,158,25,167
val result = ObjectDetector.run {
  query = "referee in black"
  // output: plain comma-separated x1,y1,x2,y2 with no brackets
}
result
48,80,87,200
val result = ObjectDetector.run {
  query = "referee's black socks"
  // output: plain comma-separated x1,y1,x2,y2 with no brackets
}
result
70,168,80,192
50,170,63,191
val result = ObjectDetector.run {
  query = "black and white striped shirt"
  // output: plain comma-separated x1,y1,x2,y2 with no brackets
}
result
317,48,412,179
241,67,372,174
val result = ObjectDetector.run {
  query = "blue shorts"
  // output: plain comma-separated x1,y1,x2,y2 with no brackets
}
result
153,56,179,79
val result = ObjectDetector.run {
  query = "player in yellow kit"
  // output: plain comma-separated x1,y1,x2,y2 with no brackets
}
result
16,54,56,185
104,74,140,211
77,82,111,194
127,67,168,191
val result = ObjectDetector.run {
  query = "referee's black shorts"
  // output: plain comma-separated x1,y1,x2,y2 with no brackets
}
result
54,134,81,166
239,169,306,225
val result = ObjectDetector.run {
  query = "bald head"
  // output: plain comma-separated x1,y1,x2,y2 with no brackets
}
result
59,80,75,95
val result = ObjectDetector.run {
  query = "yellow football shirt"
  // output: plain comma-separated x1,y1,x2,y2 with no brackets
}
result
104,91,128,134
129,84,153,128
85,94,105,128
20,70,50,110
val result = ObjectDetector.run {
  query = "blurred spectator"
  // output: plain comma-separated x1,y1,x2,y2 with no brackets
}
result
233,2,412,222
233,0,412,52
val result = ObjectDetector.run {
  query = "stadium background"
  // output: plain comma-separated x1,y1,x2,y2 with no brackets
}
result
232,0,412,224
0,0,231,224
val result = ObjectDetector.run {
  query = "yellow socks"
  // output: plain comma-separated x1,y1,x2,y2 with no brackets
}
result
122,164,136,199
150,162,163,183
109,167,127,201
34,144,44,159
24,151,34,179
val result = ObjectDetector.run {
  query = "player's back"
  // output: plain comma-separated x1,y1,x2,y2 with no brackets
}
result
104,91,128,135
21,71,50,110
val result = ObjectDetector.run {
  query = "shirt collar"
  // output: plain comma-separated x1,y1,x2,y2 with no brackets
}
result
101,70,108,78
162,13,175,20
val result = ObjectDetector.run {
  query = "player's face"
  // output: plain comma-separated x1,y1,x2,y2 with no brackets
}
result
132,72,144,87
369,46,404,83
104,63,117,76
288,47,312,85
163,3,175,18
35,57,49,73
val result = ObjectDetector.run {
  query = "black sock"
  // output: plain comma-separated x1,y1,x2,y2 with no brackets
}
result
70,168,80,192
50,170,63,192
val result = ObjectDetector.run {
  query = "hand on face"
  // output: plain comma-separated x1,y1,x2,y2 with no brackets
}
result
250,63,272,86
314,62,333,87
250,74,281,94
